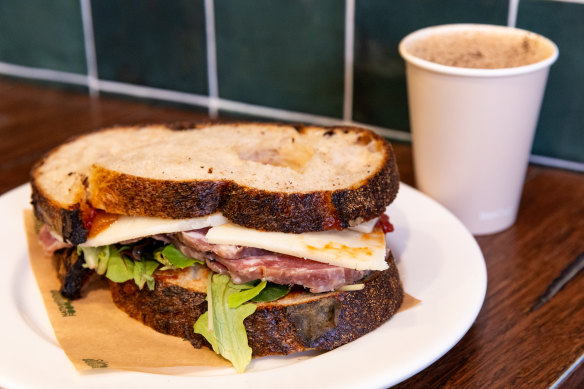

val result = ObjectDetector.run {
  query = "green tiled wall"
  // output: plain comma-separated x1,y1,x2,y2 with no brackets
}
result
516,0,584,164
0,0,582,168
91,0,208,94
215,0,345,117
0,0,86,74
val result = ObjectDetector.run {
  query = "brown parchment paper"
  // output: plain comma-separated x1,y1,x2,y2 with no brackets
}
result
24,210,229,371
24,210,419,372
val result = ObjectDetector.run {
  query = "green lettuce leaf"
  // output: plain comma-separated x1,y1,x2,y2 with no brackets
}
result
194,274,256,373
80,242,203,290
79,246,98,268
228,280,258,290
193,311,218,351
95,246,111,275
154,244,203,270
133,259,160,290
79,245,111,275
81,244,156,288
105,247,135,283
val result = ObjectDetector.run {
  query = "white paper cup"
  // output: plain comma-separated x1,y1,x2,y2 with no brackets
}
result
399,24,558,235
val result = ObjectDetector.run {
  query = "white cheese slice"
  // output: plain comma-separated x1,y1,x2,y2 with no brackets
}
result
206,223,388,271
80,213,228,247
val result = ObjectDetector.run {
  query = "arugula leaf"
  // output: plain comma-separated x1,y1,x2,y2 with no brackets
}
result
154,244,203,269
194,274,256,373
228,280,266,308
225,280,291,303
252,282,291,302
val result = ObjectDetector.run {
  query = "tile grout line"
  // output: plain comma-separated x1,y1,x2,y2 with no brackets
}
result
529,155,584,172
217,98,411,141
507,0,519,27
551,0,584,4
343,0,355,122
0,61,89,86
80,0,99,96
2,62,583,173
204,0,219,118
98,79,210,107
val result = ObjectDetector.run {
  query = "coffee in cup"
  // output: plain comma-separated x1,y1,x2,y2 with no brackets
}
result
406,28,555,69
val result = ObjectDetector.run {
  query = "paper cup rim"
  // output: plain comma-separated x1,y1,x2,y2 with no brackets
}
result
399,24,559,77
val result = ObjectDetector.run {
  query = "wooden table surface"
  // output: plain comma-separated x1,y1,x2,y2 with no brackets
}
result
1,78,582,388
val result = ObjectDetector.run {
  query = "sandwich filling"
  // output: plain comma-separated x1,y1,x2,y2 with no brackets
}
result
39,212,393,294
38,209,395,372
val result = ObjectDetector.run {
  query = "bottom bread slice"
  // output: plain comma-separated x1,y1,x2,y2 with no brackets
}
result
109,252,403,357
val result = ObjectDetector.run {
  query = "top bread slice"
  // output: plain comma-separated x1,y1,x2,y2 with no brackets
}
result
31,122,400,244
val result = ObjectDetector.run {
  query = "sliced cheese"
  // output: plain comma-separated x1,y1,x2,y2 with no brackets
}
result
80,213,228,247
206,223,388,271
77,211,388,272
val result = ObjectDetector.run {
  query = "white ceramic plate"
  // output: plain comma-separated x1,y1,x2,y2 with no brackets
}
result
0,183,486,389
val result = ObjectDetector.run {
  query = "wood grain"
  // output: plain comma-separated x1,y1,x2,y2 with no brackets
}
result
394,165,584,388
0,78,211,194
1,77,583,388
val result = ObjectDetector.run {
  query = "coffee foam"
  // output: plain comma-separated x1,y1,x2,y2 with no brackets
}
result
406,29,554,69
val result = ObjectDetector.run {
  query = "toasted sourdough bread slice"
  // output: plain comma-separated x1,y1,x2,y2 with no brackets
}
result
109,251,403,357
31,122,399,244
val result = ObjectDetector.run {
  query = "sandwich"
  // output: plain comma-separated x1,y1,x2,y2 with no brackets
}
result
30,122,403,372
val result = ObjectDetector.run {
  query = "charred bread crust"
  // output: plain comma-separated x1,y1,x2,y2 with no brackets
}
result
89,166,229,219
109,252,403,357
220,188,340,233
29,133,96,244
331,142,400,226
30,179,89,245
110,281,208,348
54,247,95,299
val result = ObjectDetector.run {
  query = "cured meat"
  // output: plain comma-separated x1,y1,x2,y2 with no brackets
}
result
38,224,72,255
179,229,246,259
208,253,368,293
174,230,368,293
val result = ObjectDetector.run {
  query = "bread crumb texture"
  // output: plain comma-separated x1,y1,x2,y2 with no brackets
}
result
36,123,388,202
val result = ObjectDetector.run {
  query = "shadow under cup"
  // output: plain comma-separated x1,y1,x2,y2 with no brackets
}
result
399,24,558,235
